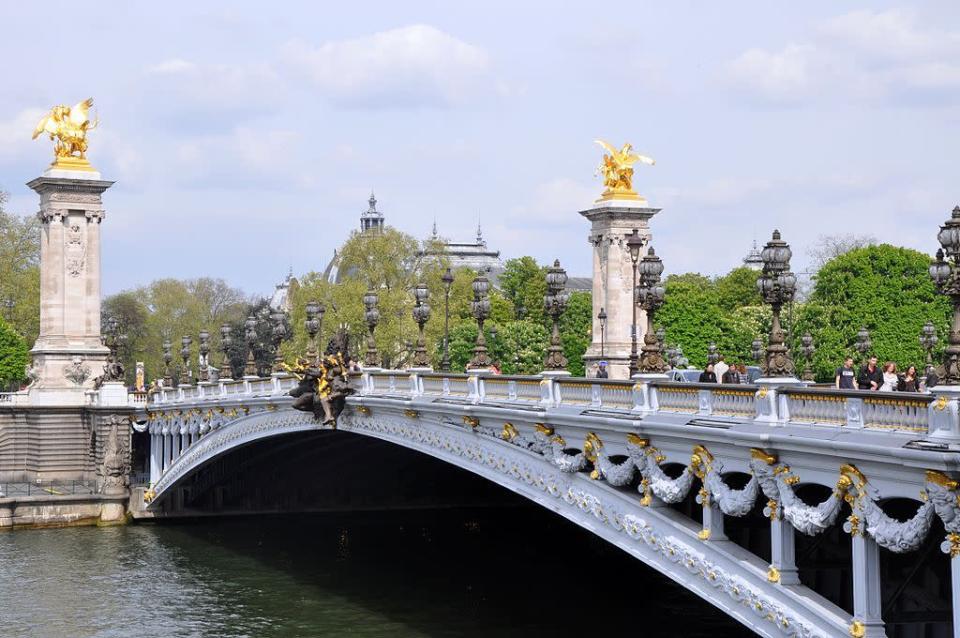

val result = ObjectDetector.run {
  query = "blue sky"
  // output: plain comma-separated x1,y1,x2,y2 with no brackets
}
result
2,2,959,296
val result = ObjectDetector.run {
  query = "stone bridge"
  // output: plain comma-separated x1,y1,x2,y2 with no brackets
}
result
139,370,960,638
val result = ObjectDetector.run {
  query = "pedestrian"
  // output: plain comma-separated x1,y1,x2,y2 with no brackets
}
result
713,355,728,384
879,362,898,392
857,356,882,391
490,361,502,375
596,361,609,379
925,365,939,391
721,363,741,384
899,365,921,392
699,363,717,383
835,357,857,390
737,363,749,384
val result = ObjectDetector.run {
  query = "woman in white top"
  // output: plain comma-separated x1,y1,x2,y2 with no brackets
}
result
879,361,899,392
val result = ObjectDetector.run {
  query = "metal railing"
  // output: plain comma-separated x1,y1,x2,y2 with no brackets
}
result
0,480,97,498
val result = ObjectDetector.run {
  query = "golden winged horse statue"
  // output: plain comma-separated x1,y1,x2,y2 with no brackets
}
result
32,98,98,167
594,139,654,202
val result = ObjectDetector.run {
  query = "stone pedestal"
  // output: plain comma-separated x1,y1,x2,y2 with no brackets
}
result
26,167,113,405
580,199,660,380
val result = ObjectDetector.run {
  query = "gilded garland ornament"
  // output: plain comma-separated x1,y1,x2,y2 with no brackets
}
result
32,98,98,170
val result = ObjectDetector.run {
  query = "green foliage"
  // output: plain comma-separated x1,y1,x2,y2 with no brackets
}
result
796,245,950,381
103,278,249,384
715,267,762,309
497,257,546,323
0,199,41,344
0,317,28,388
559,291,592,377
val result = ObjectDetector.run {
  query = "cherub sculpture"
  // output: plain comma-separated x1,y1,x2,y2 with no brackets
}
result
287,329,355,426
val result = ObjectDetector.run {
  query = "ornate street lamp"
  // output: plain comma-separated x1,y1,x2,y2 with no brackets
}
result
468,273,492,369
243,315,258,377
919,321,939,369
180,335,193,386
363,289,381,368
756,230,797,378
626,229,645,376
706,342,719,366
930,206,960,384
597,307,607,358
854,326,872,363
751,338,764,363
636,247,668,374
102,317,125,383
162,338,173,387
219,324,233,381
304,300,322,364
543,259,570,371
675,346,689,369
270,311,288,373
198,328,211,382
655,327,665,352
412,282,432,368
441,268,454,372
800,333,816,382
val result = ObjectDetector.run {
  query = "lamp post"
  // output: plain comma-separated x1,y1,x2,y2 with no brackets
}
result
305,300,322,364
676,346,689,369
751,338,764,363
243,315,258,377
706,342,719,366
198,329,210,383
929,205,960,384
441,268,454,372
270,311,288,373
597,307,607,358
468,273,492,369
635,247,668,374
219,324,233,381
363,290,380,368
800,333,816,382
756,230,797,378
854,326,872,364
180,335,193,386
655,327,665,352
103,317,125,382
626,228,645,376
162,338,173,387
919,321,938,369
412,282,432,368
543,259,570,371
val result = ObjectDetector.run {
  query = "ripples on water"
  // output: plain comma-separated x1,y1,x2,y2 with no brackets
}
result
0,508,745,637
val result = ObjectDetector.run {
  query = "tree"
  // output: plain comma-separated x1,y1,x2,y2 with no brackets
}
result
559,291,592,377
497,257,547,323
0,317,28,389
0,191,41,344
715,267,762,309
807,233,877,271
794,244,949,381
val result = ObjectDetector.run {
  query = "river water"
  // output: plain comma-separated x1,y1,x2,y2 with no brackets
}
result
0,508,746,637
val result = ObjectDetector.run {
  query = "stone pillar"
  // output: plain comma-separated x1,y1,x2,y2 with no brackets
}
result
850,531,886,637
26,168,113,405
149,433,160,485
580,200,659,380
769,515,800,585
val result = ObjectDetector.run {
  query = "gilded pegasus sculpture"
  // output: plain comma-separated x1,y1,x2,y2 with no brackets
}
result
594,139,654,202
32,98,98,168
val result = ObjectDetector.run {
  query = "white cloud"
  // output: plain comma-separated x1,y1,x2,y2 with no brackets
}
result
283,24,491,108
512,178,597,222
0,107,50,163
722,9,960,106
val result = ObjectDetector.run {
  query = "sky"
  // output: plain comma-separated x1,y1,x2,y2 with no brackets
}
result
2,1,960,297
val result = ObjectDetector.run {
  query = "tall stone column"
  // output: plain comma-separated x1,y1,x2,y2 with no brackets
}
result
26,167,113,404
581,199,659,379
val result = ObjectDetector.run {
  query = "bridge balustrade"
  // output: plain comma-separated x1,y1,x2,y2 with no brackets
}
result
779,387,934,434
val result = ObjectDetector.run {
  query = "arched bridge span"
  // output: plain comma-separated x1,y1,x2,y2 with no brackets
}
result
139,370,960,638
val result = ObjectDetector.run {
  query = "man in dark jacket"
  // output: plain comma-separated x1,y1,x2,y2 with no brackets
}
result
857,356,882,391
596,361,609,378
721,364,741,384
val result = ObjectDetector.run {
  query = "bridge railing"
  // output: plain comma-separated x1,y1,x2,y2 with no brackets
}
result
145,369,956,440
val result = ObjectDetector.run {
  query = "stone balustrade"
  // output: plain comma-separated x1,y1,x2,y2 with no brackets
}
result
146,371,957,443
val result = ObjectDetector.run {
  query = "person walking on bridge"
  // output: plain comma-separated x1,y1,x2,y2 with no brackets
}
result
858,356,882,391
714,355,729,384
835,357,857,389
721,363,740,384
699,363,717,383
